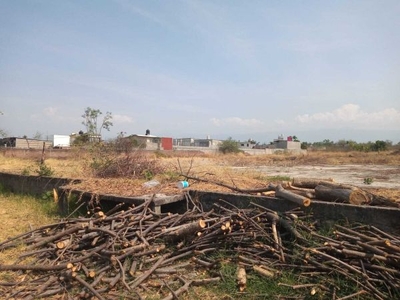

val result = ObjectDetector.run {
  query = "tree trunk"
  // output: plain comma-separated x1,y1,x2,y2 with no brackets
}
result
291,177,334,189
315,185,369,205
164,220,206,241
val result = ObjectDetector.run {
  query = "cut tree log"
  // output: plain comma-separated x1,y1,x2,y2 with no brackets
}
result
317,181,358,190
275,184,311,207
253,265,275,278
236,266,247,292
364,192,399,208
286,188,315,199
163,220,206,241
56,239,71,249
291,177,334,189
315,185,369,205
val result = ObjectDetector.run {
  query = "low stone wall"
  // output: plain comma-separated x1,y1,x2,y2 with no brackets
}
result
0,172,77,196
173,146,220,154
240,148,307,155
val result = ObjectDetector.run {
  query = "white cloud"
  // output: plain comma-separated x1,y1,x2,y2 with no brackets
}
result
210,117,264,127
295,104,400,129
113,114,133,123
274,119,286,125
43,107,58,117
30,107,58,121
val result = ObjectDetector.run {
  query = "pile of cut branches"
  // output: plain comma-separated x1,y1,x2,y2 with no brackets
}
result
0,194,399,299
183,174,399,208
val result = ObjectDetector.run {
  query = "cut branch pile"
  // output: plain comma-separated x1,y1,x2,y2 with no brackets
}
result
0,194,399,299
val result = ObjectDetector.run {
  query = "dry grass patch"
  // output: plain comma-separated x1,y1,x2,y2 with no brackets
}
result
0,155,36,174
0,192,58,284
211,150,400,167
0,193,57,244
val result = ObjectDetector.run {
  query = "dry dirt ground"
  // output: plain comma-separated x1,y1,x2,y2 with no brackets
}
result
62,155,400,203
1,149,400,201
238,164,400,189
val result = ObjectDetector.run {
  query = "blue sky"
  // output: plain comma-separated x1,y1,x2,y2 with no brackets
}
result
1,0,399,143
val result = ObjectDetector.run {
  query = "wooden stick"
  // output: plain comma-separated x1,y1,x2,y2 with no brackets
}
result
181,174,276,194
130,254,169,289
161,277,193,300
275,184,311,207
74,275,106,300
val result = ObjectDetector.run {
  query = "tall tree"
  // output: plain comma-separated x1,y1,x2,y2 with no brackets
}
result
81,107,113,136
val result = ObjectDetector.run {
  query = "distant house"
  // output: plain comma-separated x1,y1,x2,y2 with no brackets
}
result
128,131,173,150
70,132,101,145
173,137,222,149
0,137,52,149
238,139,257,149
269,135,301,150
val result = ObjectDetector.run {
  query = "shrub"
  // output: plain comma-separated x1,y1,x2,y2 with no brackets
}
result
219,137,240,154
363,177,374,185
36,162,54,177
87,142,164,179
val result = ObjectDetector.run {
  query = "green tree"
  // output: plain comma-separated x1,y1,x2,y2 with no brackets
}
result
82,107,113,136
219,137,240,154
371,140,387,152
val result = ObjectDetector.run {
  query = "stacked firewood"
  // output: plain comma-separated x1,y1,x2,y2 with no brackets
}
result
0,194,399,299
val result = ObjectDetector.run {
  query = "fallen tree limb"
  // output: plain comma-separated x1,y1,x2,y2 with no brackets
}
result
180,174,276,194
275,184,311,207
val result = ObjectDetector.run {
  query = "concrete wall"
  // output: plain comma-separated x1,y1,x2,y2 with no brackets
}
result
192,190,400,233
1,171,398,233
0,148,73,159
0,172,77,196
174,138,222,148
16,138,52,149
0,138,53,149
130,136,161,150
240,148,306,155
273,140,301,150
173,146,220,154
172,146,306,155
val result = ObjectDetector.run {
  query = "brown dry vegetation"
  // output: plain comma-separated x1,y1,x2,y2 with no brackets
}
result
1,148,400,199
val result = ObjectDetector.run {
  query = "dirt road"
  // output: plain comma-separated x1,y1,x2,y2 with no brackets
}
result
237,164,400,189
